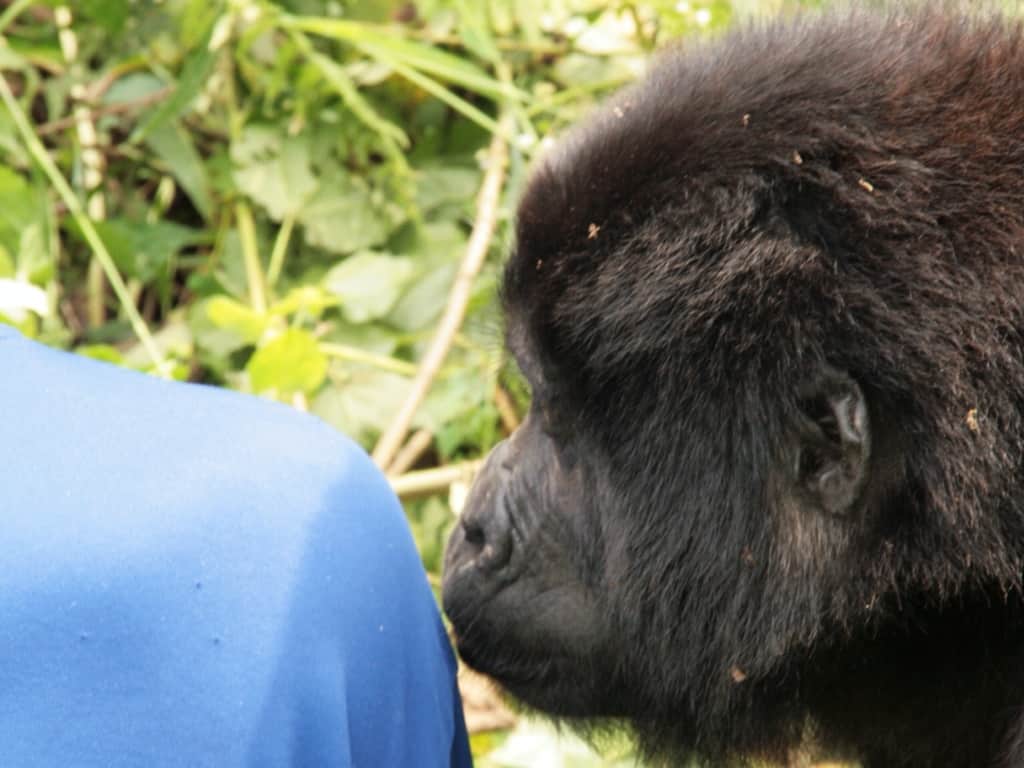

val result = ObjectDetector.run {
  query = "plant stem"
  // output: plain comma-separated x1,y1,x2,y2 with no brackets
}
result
319,342,418,376
372,88,513,469
0,76,169,375
266,212,295,290
388,460,483,499
235,200,267,314
0,0,34,35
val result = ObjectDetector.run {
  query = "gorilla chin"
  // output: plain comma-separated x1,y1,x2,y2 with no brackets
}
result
443,7,1024,768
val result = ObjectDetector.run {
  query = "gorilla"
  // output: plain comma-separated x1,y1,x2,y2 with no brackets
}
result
442,8,1024,768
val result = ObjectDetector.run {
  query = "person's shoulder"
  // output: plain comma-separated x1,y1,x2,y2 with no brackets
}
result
1,329,399,536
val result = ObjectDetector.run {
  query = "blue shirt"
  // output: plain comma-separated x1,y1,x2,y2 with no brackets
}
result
0,326,472,767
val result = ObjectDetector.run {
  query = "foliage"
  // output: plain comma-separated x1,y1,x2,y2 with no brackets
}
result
0,0,828,764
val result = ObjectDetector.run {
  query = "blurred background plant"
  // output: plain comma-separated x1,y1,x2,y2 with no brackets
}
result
13,0,1020,763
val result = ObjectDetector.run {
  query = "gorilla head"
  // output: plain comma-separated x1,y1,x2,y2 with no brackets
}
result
443,9,1024,767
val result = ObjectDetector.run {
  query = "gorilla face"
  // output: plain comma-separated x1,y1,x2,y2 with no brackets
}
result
443,8,1024,766
443,307,873,731
442,411,624,717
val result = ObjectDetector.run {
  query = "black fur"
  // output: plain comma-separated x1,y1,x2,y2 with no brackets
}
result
443,8,1024,767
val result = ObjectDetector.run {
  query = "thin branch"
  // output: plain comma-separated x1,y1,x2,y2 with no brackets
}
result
56,5,108,327
372,111,511,468
319,342,418,376
389,460,484,499
494,385,520,432
387,429,434,476
35,86,173,136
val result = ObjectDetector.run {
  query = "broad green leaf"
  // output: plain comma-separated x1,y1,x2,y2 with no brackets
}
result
299,177,394,254
387,221,468,332
189,297,252,359
0,167,53,283
76,344,124,365
323,250,415,324
269,285,337,320
146,121,213,220
311,367,410,439
206,296,267,343
77,0,131,34
303,48,409,162
132,34,217,142
248,328,328,395
231,126,317,221
103,72,164,105
322,321,399,357
415,165,480,213
77,218,198,282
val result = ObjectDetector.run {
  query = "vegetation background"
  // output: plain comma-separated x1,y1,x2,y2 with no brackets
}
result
4,0,1016,764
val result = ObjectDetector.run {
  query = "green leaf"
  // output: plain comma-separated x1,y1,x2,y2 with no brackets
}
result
189,297,251,360
231,126,318,221
75,344,124,365
206,296,267,343
323,250,415,324
76,218,198,282
302,47,409,163
0,167,53,283
247,328,328,395
299,176,394,254
284,15,523,101
415,165,480,213
132,33,217,142
387,221,467,332
311,367,410,439
268,285,337,320
146,121,214,220
455,0,501,64
76,0,131,34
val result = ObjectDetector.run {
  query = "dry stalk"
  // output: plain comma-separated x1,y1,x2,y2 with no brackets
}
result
388,460,484,499
372,114,512,468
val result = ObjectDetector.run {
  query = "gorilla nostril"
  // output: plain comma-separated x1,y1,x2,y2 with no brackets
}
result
459,507,513,574
463,519,485,549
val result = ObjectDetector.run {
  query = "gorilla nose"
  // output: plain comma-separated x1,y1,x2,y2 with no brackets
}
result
458,504,513,573
451,442,515,575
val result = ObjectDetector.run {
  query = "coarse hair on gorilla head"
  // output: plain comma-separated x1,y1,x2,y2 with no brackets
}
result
443,6,1024,768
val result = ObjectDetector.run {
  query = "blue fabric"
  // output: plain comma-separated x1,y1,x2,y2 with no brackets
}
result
0,326,472,767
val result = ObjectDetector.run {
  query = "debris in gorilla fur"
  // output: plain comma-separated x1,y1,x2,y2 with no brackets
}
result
792,150,803,165
730,666,748,683
967,408,980,432
613,106,625,118
588,222,601,239
536,258,543,271
857,177,875,193
742,112,751,126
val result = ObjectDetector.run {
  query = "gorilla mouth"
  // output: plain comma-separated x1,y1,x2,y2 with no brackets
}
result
455,632,630,718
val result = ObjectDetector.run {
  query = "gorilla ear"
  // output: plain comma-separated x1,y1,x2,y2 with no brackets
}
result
795,368,871,516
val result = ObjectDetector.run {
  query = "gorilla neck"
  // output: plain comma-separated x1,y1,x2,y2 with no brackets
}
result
805,586,1024,768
